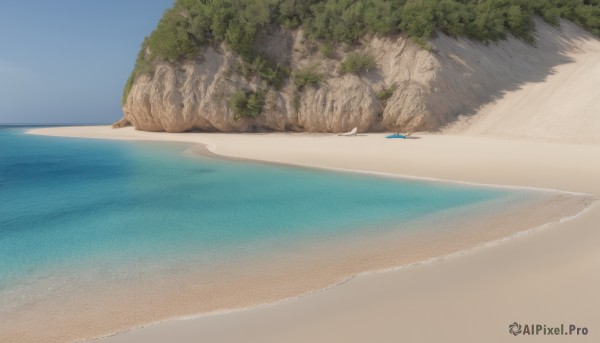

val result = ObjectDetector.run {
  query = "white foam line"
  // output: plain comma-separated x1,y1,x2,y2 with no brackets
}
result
294,163,591,196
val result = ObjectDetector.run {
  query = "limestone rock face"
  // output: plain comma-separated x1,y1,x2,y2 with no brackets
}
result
120,21,581,133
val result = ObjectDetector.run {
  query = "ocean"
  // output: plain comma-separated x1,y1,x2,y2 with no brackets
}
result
0,126,542,341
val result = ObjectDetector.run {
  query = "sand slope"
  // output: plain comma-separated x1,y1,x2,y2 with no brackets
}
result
445,23,600,145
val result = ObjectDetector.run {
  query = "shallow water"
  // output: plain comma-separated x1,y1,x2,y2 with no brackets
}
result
0,126,545,341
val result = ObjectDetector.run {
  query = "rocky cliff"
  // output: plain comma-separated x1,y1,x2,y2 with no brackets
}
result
118,20,585,133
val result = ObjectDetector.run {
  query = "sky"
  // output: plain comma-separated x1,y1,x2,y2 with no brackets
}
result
0,0,174,124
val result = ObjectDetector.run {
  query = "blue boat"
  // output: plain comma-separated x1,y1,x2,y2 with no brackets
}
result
386,133,408,139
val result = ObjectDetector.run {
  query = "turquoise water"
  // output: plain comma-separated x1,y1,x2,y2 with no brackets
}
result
0,126,516,307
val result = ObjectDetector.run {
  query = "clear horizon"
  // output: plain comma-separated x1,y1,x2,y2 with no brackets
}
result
0,0,173,124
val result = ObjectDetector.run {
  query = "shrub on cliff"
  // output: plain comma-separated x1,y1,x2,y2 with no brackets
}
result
294,67,324,91
339,53,376,75
238,56,289,89
230,90,265,118
376,84,398,102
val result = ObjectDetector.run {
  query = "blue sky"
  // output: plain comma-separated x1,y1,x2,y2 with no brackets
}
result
0,0,174,124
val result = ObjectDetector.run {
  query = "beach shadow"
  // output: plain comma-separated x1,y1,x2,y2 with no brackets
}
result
428,19,592,130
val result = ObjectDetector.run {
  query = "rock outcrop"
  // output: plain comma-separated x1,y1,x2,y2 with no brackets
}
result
119,20,585,133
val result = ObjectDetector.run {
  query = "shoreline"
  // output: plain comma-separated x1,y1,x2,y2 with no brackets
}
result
23,126,599,343
187,142,593,197
28,127,596,197
87,201,595,343
91,195,596,338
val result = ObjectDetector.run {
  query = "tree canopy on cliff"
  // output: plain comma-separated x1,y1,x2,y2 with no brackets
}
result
124,0,600,103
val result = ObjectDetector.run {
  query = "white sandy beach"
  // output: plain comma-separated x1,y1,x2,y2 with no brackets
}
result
28,24,600,343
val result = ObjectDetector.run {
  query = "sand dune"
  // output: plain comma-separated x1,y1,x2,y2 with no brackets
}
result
445,23,600,145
